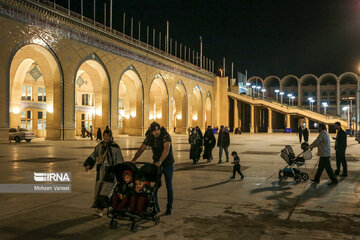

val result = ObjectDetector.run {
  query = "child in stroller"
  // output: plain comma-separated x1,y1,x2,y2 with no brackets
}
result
278,142,312,183
108,162,161,232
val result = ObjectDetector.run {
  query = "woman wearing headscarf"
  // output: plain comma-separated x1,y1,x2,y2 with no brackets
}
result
203,126,216,162
84,129,124,217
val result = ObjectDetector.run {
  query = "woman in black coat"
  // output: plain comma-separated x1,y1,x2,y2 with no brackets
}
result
203,126,216,162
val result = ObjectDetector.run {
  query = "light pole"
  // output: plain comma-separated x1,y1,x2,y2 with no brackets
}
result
261,89,266,99
251,85,256,98
287,94,292,105
311,100,315,111
280,92,284,104
256,86,261,98
275,89,279,102
246,82,251,96
291,96,295,106
322,102,328,115
343,106,350,129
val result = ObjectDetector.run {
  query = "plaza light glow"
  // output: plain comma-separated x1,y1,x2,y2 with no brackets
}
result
176,114,182,120
149,114,153,120
47,104,54,113
279,92,284,95
156,113,162,119
192,115,198,121
96,109,102,116
125,114,130,119
130,111,136,118
275,89,279,93
12,106,20,114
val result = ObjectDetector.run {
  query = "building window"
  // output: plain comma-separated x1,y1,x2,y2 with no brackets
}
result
21,110,32,130
82,94,93,106
81,113,93,130
37,111,46,130
38,87,46,102
21,85,32,101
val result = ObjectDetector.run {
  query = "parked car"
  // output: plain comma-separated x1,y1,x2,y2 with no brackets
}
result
9,128,35,143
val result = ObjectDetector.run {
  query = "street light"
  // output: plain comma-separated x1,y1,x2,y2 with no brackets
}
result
287,93,292,105
251,85,256,97
310,99,315,111
246,82,251,96
256,86,261,98
280,91,284,104
291,96,295,106
308,97,314,111
275,89,279,102
261,88,266,99
322,102,328,115
343,106,350,128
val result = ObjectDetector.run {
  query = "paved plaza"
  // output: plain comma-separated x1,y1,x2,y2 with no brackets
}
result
0,133,359,240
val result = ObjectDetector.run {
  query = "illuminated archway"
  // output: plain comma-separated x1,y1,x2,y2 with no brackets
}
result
300,74,318,105
264,76,280,99
172,81,187,133
118,67,143,136
149,75,168,128
205,92,212,127
74,56,110,136
9,44,62,139
190,86,203,128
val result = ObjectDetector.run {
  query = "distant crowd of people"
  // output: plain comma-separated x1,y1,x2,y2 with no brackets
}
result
81,125,110,141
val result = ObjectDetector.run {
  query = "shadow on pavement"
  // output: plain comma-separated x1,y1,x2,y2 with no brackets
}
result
192,179,233,190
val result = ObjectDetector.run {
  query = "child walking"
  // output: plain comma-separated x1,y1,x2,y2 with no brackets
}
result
230,151,244,180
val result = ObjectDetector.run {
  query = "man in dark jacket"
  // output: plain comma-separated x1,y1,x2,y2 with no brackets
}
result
298,126,303,143
303,127,309,142
217,125,230,164
333,122,347,177
195,126,203,159
132,122,174,215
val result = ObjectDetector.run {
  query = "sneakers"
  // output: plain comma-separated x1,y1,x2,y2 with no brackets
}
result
328,181,338,186
93,209,103,217
229,176,235,179
310,179,320,184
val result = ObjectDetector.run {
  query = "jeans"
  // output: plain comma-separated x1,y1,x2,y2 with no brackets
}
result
335,150,347,175
219,146,229,162
154,164,174,211
314,157,337,182
232,164,244,178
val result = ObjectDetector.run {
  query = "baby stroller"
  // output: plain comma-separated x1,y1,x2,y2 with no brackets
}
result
107,162,161,232
278,142,312,183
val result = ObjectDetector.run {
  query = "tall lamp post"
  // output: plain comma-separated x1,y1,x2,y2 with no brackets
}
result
251,85,256,98
261,89,266,99
275,89,279,102
322,102,328,115
280,91,284,104
311,100,315,111
287,94,292,105
246,82,251,96
256,86,261,98
343,106,350,129
308,97,314,111
291,96,295,106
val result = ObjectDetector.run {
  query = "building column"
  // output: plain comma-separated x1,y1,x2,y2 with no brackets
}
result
305,117,309,129
234,99,239,130
317,80,320,112
298,82,302,106
337,80,340,116
286,114,291,129
268,108,273,133
250,104,255,133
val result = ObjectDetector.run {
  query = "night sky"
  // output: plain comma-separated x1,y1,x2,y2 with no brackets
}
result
56,0,360,78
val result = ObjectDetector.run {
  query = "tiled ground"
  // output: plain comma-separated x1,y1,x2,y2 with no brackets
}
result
0,133,359,240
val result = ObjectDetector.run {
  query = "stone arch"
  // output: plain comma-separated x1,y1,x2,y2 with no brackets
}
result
190,85,203,128
339,72,358,108
300,74,318,105
247,76,263,88
205,92,212,127
172,80,187,134
9,43,63,139
118,65,144,136
74,54,111,136
281,75,299,105
149,73,169,128
264,76,280,98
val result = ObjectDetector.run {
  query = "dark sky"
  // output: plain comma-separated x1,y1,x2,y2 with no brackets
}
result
56,0,360,78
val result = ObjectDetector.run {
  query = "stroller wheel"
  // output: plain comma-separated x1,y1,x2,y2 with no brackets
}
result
301,172,309,181
278,170,284,182
294,174,302,183
154,216,160,225
130,221,139,232
110,219,118,229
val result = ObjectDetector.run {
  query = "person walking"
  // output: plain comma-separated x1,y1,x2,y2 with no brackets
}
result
132,122,175,215
203,126,216,162
333,122,348,177
230,151,244,180
189,128,201,164
89,125,93,140
310,123,338,186
96,128,102,141
303,126,309,143
195,126,203,160
83,129,124,217
298,125,303,143
218,125,230,164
